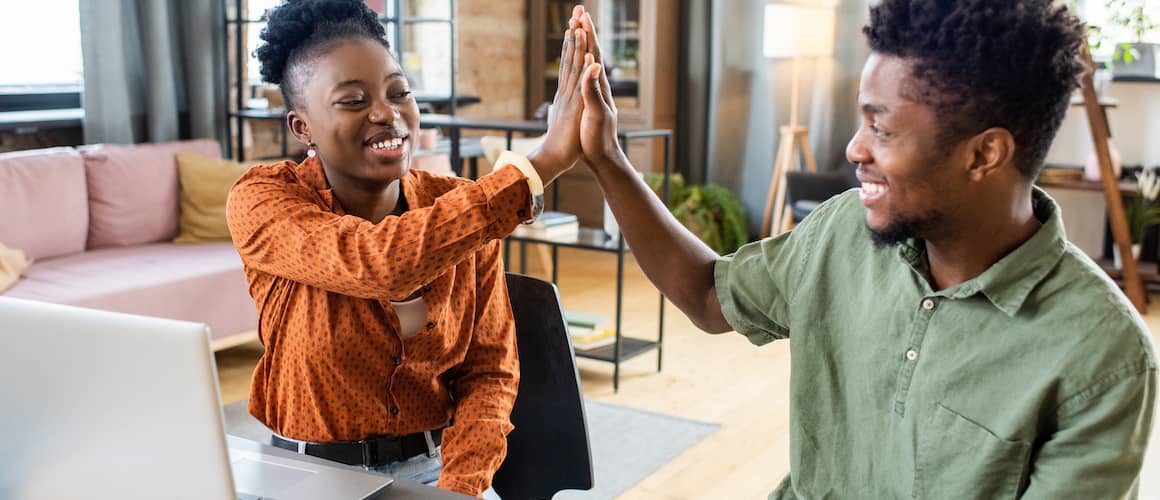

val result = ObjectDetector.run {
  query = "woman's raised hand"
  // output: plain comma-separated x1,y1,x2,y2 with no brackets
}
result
527,5,590,185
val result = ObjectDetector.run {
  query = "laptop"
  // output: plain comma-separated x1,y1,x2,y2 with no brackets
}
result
0,297,391,500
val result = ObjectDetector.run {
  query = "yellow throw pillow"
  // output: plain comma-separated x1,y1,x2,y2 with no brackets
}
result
0,242,30,293
174,153,251,244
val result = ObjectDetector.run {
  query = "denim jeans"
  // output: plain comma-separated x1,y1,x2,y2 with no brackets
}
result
366,448,500,499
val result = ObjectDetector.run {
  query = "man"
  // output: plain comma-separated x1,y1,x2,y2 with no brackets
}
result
571,0,1156,497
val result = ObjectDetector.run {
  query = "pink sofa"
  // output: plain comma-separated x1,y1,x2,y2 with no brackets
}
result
0,140,258,349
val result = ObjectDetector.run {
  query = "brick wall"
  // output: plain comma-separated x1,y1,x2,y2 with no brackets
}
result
456,0,527,122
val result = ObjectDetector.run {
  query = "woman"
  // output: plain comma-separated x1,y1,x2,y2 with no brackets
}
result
226,0,594,496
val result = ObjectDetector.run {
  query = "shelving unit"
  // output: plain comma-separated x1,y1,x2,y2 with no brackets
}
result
1039,50,1149,313
504,129,673,393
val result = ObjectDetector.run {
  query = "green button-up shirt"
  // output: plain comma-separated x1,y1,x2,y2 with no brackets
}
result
716,189,1156,499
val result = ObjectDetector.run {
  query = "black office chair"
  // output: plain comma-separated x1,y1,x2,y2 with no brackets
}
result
491,273,594,500
785,165,858,224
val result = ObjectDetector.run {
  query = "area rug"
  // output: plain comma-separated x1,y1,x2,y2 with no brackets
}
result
223,398,719,499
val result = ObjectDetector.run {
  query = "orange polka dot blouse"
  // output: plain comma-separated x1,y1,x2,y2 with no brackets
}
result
226,156,530,496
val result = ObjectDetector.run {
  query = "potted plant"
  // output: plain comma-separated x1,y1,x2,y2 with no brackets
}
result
1059,0,1157,89
1119,168,1160,268
1104,0,1159,78
644,173,749,255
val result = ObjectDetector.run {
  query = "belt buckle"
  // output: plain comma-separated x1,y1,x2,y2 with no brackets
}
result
423,431,439,458
359,439,379,468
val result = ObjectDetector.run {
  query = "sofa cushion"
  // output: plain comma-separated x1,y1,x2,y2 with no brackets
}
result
0,147,90,261
174,153,250,244
3,242,257,341
80,139,221,249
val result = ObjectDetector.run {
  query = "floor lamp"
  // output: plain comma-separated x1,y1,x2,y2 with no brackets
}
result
760,3,836,238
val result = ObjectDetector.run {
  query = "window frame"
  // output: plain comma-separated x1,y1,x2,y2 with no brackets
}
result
0,83,82,113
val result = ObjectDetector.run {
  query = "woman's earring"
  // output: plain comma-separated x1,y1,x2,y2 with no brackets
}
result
306,143,317,158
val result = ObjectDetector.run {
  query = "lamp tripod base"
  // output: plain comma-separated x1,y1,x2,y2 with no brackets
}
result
761,125,817,238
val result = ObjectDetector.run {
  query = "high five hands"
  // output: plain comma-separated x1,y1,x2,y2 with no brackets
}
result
573,6,626,168
530,5,626,184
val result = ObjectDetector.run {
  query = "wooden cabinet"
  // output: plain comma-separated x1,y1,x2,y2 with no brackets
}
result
528,0,678,227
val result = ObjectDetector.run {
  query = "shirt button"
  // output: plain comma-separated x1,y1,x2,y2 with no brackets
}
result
517,208,528,218
425,321,436,330
392,356,403,365
921,299,936,311
906,349,918,361
390,406,400,415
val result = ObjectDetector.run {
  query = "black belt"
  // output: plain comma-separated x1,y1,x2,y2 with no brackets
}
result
270,429,442,468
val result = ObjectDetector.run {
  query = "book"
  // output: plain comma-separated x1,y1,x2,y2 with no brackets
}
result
512,220,579,240
570,327,615,350
512,211,579,240
525,211,578,230
569,325,612,343
565,311,616,350
564,310,606,329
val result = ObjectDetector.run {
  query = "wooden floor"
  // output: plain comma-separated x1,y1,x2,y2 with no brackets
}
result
214,247,1160,499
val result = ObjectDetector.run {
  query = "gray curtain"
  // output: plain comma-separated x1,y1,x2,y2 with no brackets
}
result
79,0,226,146
679,0,870,235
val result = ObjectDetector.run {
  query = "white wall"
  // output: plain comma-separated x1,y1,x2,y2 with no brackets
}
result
1046,81,1160,169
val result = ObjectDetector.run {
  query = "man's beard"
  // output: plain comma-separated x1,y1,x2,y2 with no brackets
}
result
868,212,941,247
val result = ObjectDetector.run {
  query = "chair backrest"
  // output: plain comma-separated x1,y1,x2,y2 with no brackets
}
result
784,167,858,206
492,273,594,500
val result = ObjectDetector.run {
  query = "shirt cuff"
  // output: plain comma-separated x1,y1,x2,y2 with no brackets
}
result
438,476,485,497
714,256,783,345
474,164,533,240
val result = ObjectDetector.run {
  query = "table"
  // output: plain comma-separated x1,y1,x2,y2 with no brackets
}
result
414,94,482,115
419,114,549,177
227,436,472,499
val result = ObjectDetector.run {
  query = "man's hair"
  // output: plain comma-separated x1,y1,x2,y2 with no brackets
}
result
863,0,1088,179
255,0,390,110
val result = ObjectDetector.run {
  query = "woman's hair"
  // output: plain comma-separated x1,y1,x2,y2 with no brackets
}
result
255,0,390,110
864,0,1087,178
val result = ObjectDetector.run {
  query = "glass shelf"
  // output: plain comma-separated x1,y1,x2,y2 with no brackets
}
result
506,227,625,253
574,337,659,362
380,16,453,24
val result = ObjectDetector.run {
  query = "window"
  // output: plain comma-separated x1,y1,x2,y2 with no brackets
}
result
1080,0,1160,60
0,0,83,110
244,0,284,89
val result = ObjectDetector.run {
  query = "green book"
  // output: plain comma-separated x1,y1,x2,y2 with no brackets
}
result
564,310,606,330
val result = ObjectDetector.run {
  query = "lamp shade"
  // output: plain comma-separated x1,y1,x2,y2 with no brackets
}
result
763,3,836,59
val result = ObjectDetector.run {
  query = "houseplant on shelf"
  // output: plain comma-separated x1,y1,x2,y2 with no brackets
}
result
1119,168,1160,268
1104,0,1158,78
644,173,749,255
1059,0,1156,92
